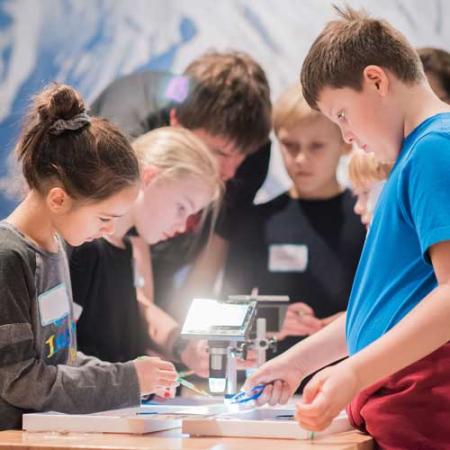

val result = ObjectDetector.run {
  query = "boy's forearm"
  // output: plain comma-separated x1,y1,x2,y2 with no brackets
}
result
286,312,348,377
347,283,450,391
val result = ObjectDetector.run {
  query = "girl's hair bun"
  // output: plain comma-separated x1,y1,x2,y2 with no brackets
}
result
35,83,85,123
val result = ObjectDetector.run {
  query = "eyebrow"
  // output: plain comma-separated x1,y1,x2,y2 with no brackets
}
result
214,145,242,157
99,213,123,218
326,105,335,119
318,99,334,120
280,139,299,147
213,147,233,156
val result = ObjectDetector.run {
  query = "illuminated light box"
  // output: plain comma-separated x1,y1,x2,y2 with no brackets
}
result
181,298,257,341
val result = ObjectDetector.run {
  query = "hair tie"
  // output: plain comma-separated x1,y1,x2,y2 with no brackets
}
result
48,111,91,135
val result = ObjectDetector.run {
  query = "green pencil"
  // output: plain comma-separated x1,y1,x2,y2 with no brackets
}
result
177,377,213,398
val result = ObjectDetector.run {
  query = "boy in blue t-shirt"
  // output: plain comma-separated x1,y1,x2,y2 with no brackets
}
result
245,6,450,448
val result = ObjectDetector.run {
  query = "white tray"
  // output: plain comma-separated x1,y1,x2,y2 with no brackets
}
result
22,406,181,434
22,397,228,435
182,406,352,440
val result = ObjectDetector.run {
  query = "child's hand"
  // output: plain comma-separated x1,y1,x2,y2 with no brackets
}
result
276,302,323,340
133,356,178,396
242,351,305,406
180,340,209,378
295,363,360,431
154,384,177,400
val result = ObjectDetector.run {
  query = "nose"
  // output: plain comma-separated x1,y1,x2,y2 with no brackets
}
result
342,128,354,145
362,212,371,227
343,134,354,145
220,161,237,181
220,155,244,181
295,151,307,165
100,220,116,236
354,198,364,216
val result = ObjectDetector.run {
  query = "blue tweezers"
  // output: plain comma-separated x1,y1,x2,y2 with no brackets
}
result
228,384,265,404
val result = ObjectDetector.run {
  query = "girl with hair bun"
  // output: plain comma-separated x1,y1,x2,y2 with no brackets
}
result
0,83,178,430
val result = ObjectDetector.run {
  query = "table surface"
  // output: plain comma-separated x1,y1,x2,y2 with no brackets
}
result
0,429,373,450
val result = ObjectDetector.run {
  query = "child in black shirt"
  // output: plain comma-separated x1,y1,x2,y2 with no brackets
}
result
71,127,222,374
222,85,366,357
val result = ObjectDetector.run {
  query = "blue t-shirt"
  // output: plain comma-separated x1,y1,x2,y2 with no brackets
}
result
346,112,450,355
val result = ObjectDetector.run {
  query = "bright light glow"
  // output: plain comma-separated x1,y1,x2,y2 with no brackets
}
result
209,377,227,393
183,298,249,331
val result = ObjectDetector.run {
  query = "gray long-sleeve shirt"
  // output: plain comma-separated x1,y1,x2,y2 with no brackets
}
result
0,223,140,430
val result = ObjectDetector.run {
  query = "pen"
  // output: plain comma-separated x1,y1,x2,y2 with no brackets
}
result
177,369,195,379
177,377,213,398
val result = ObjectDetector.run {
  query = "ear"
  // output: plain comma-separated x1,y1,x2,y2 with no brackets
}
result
141,165,160,187
46,187,72,214
169,108,180,127
362,65,389,96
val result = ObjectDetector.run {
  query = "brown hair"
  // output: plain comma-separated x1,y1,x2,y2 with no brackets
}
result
176,51,271,155
348,148,391,188
16,83,140,201
301,5,425,110
417,47,450,101
273,84,342,140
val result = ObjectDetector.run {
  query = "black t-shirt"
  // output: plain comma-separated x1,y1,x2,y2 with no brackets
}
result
70,238,150,362
91,70,270,314
221,189,366,356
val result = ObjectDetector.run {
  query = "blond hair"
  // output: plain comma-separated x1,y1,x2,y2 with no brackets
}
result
132,126,223,203
273,84,344,143
348,148,392,188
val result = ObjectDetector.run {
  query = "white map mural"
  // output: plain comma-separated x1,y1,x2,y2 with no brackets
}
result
1,0,448,215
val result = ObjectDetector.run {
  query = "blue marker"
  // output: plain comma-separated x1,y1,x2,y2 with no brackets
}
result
228,384,265,404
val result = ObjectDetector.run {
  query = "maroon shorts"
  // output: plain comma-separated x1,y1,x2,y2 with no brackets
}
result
347,343,450,450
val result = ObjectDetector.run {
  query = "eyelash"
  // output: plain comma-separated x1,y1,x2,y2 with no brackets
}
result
99,217,111,223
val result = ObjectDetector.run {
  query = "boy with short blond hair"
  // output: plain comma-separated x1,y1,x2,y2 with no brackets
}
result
221,84,365,355
246,6,450,448
348,148,391,227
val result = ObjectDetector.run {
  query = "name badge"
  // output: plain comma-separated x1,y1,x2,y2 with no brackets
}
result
268,244,308,272
38,283,70,326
